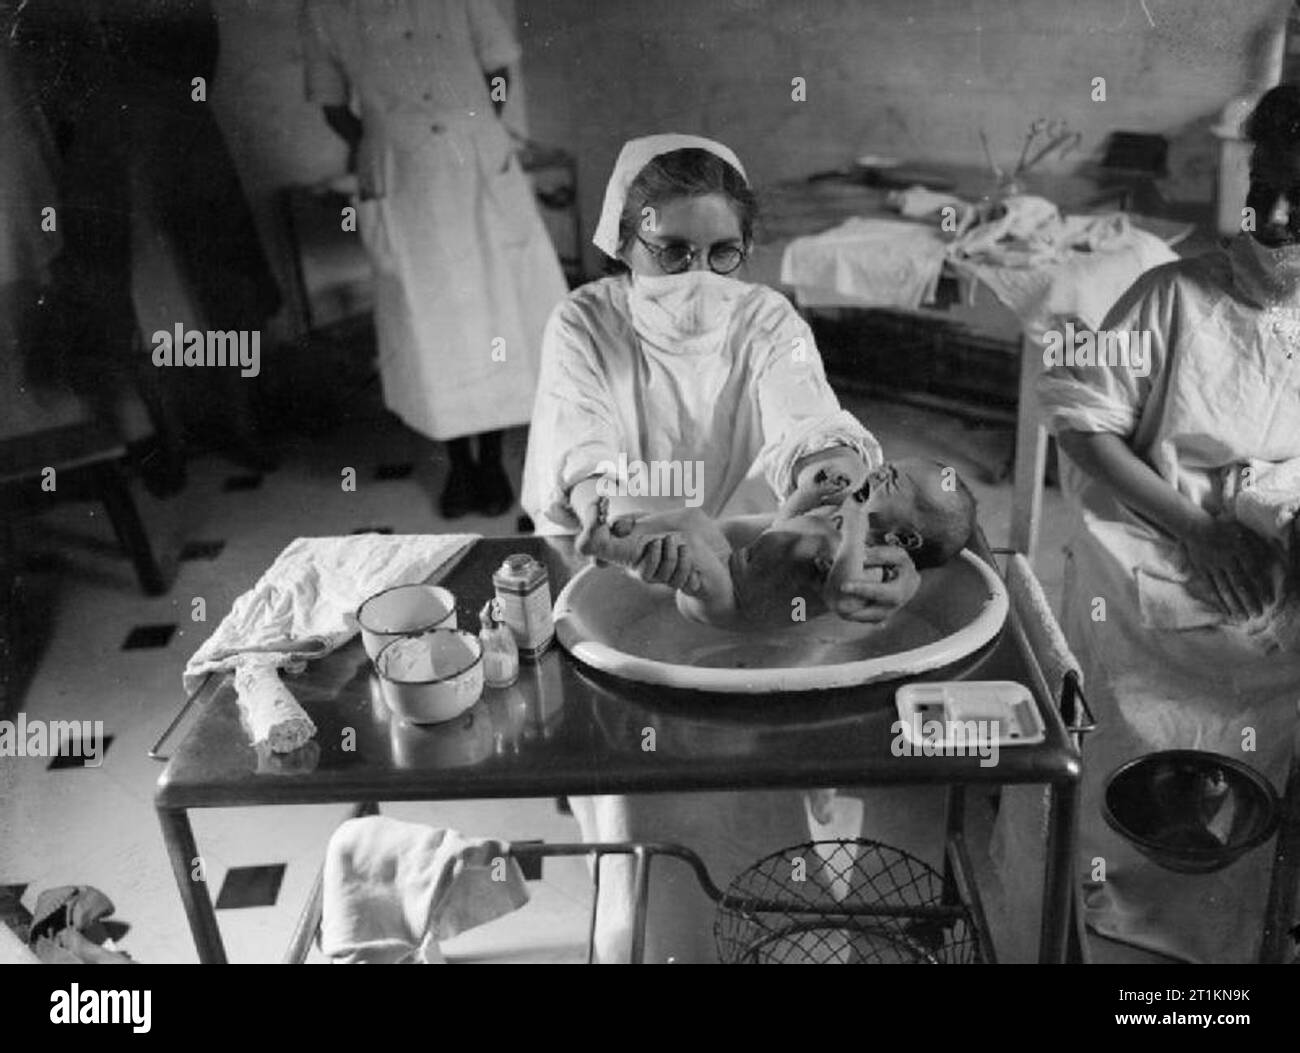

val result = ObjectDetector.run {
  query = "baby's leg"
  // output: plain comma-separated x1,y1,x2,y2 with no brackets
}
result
573,499,740,623
575,498,721,566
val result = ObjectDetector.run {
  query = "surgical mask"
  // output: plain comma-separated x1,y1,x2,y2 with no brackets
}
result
1230,233,1300,306
626,270,747,347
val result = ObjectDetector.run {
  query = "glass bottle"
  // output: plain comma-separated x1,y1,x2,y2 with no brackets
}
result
479,598,519,689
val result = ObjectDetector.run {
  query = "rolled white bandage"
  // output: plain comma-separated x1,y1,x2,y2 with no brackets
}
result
233,661,317,754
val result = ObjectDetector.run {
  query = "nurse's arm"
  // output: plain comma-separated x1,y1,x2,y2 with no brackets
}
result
1056,429,1274,617
1055,430,1207,540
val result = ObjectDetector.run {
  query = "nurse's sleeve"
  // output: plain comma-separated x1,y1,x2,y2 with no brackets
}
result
749,295,883,497
300,2,349,106
468,0,523,71
522,305,622,531
1036,266,1171,438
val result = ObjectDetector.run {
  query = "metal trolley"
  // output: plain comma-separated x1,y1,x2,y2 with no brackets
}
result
285,832,991,965
277,548,1094,965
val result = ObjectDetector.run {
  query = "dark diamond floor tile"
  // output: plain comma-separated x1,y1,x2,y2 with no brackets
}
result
222,474,264,492
349,526,393,535
374,462,414,480
122,624,177,650
215,864,286,910
179,539,226,562
47,734,113,770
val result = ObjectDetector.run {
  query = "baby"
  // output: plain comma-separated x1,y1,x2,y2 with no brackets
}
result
576,457,977,629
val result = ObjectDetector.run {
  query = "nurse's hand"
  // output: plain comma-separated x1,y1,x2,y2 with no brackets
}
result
1182,517,1276,619
825,545,921,624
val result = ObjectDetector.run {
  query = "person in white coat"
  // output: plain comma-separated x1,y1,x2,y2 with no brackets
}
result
301,0,567,518
995,86,1300,963
521,133,923,962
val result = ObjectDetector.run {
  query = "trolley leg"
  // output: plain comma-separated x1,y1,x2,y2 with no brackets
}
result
1259,717,1300,963
158,806,226,964
942,785,966,906
629,847,652,965
587,852,602,965
1039,778,1080,964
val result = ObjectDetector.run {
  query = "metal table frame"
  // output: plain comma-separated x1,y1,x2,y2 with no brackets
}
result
154,535,1082,964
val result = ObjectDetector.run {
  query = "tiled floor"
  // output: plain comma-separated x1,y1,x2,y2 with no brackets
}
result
2,386,1144,964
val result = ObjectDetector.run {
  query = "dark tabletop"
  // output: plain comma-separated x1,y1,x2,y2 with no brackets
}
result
155,536,1079,810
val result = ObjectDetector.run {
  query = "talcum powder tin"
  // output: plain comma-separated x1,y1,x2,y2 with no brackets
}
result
492,553,555,660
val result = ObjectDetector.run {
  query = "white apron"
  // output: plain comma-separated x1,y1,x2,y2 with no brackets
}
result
357,109,567,440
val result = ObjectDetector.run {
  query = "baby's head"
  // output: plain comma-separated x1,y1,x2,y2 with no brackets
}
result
858,458,977,568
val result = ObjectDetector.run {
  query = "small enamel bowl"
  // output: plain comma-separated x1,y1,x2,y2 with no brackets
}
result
358,584,457,661
375,628,484,725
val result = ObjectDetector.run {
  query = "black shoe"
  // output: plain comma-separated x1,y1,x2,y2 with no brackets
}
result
439,461,478,519
475,462,515,517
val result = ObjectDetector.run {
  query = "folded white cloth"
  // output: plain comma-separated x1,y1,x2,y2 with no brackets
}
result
321,816,530,964
233,657,317,754
779,217,948,309
946,194,1064,266
184,533,478,752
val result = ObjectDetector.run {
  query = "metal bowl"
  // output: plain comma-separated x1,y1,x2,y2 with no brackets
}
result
1103,749,1280,875
375,628,484,725
357,583,457,662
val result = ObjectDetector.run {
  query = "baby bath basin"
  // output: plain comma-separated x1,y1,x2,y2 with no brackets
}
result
554,550,1008,694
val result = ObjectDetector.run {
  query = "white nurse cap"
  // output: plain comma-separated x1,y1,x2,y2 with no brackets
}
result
591,134,749,259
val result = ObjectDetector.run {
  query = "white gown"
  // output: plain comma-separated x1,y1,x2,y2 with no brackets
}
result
522,274,880,961
302,0,567,440
994,244,1300,963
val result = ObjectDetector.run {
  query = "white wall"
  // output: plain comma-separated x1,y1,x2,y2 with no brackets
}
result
517,0,1288,274
209,0,1289,303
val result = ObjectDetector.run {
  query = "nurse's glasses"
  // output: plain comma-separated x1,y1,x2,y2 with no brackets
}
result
636,234,747,275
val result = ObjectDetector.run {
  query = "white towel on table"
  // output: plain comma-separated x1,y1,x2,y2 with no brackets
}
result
183,533,478,752
321,816,530,964
949,219,1177,336
780,217,948,309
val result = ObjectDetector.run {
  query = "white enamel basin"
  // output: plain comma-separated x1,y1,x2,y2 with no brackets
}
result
554,550,1008,694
